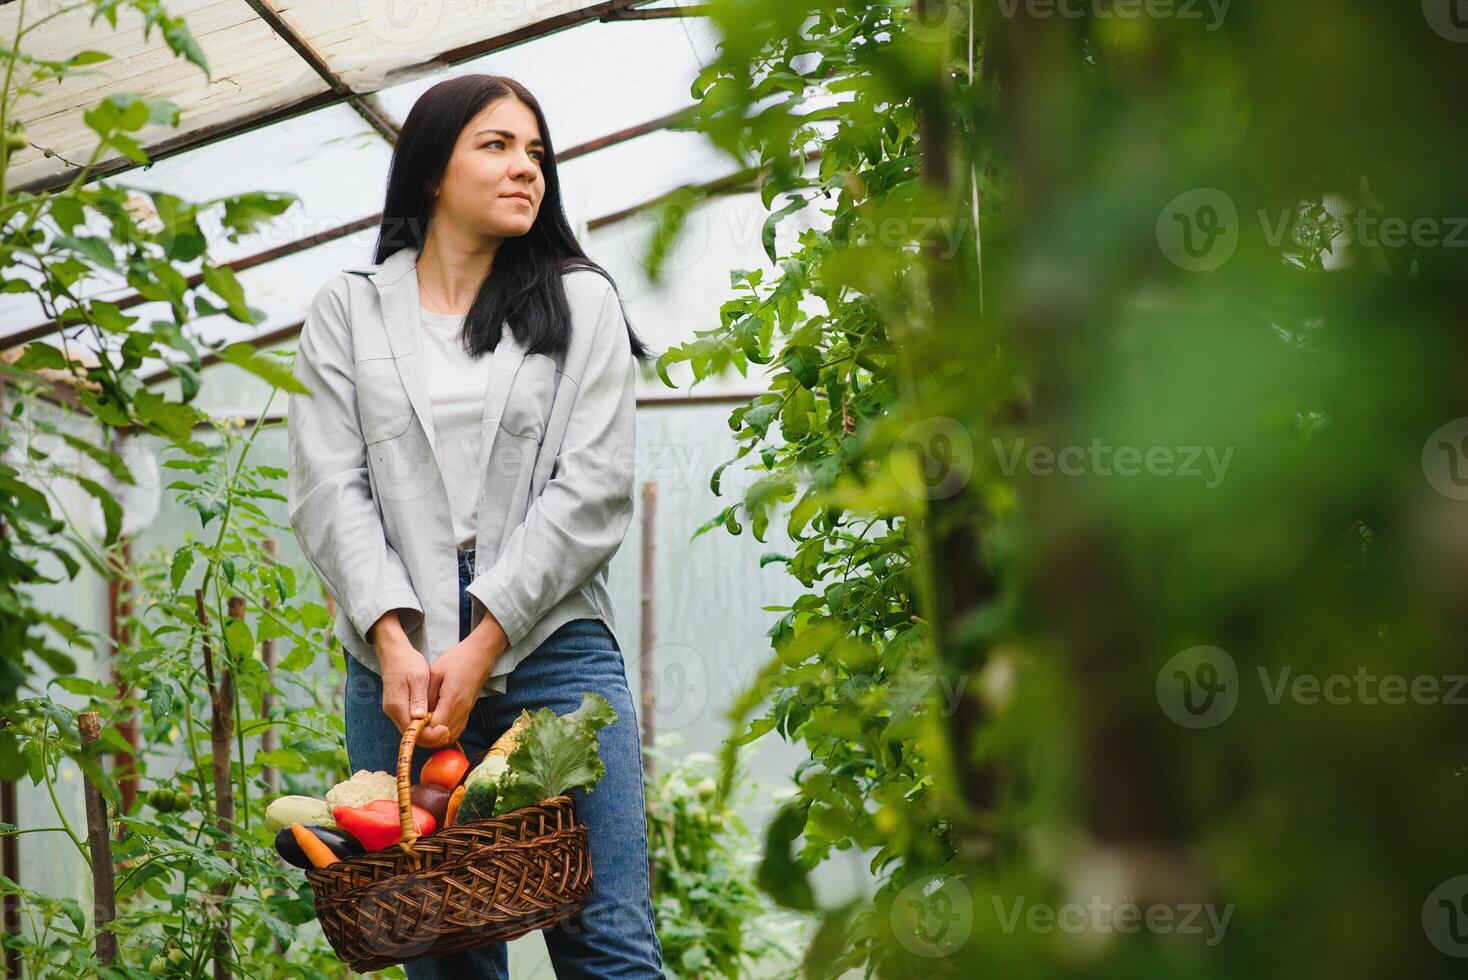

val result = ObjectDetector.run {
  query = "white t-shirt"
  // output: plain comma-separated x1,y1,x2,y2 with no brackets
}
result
418,307,491,552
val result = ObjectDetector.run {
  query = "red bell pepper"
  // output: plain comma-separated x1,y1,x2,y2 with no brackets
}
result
332,798,436,852
420,747,470,789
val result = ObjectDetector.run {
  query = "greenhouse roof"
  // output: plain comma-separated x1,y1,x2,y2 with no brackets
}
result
0,0,749,391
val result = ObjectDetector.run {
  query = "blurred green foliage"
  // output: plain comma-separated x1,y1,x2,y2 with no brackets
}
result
644,734,805,978
658,0,1468,976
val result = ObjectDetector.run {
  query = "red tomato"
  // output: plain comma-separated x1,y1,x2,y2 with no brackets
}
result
420,747,470,789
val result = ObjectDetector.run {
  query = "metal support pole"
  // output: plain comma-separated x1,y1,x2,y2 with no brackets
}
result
639,480,657,896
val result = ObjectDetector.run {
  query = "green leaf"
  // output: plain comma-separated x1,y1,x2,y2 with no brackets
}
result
710,458,734,496
254,748,308,774
761,194,807,263
257,907,296,950
801,900,861,975
780,385,814,439
0,731,26,781
170,546,194,589
215,343,309,394
223,618,254,660
758,800,815,911
50,676,111,698
146,676,174,725
192,852,238,885
61,433,134,486
219,193,296,240
780,345,821,389
642,187,703,285
12,342,68,372
132,390,200,442
492,693,618,814
200,265,258,324
74,475,122,544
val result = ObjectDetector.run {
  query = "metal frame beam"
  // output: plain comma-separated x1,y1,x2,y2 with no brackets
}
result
135,150,797,388
11,0,683,196
2,106,698,351
241,0,402,145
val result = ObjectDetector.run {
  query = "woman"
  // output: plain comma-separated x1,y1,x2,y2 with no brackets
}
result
285,74,663,978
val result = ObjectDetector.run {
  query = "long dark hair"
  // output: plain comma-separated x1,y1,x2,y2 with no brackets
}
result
372,74,651,363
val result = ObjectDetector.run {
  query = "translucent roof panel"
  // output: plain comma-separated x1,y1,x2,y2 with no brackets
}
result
275,0,616,92
4,0,617,191
374,14,722,150
4,0,330,191
1,1,755,383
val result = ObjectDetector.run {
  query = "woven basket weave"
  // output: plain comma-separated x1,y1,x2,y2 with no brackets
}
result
305,714,593,972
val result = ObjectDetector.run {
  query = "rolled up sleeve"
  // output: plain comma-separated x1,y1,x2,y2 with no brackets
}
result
465,276,636,646
286,275,424,641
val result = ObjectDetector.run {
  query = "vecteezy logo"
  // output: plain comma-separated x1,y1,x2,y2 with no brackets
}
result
620,197,709,277
891,875,973,958
1423,876,1468,957
892,417,974,501
1157,646,1239,729
1422,418,1468,501
1423,0,1468,41
908,0,967,41
619,642,709,733
358,0,444,45
1157,189,1240,272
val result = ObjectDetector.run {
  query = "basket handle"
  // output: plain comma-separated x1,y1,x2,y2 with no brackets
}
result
394,714,462,858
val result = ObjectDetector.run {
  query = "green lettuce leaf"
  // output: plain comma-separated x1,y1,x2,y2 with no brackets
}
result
492,693,618,815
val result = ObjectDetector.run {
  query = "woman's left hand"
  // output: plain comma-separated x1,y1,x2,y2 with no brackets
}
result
420,617,508,747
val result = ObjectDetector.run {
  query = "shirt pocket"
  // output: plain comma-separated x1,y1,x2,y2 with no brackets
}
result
353,356,413,444
498,352,560,441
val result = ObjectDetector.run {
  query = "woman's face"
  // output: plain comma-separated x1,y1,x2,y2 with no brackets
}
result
434,97,545,238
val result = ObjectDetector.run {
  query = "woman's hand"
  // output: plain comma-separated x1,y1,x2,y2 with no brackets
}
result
420,615,509,748
371,610,431,733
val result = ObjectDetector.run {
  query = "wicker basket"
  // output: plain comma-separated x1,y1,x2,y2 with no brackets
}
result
305,714,594,972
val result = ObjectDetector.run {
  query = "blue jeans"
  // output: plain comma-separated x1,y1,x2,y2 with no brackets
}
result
343,548,664,978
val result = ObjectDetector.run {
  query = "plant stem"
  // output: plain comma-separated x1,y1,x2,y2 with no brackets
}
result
37,716,89,867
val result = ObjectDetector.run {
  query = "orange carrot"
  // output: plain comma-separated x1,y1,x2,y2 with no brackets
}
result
291,823,339,868
444,785,467,828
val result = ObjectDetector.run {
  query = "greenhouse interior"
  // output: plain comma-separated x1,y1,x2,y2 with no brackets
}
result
1,0,1465,978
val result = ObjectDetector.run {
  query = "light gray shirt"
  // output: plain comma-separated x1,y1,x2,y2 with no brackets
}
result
416,306,490,552
286,244,637,695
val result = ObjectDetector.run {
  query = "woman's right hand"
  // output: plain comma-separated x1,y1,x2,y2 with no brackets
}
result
371,610,430,733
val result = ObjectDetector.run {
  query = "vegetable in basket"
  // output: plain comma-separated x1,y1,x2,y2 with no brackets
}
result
409,746,469,824
273,824,363,869
444,785,467,828
410,782,453,826
325,769,397,810
457,693,617,823
419,746,470,789
333,798,436,852
265,794,337,832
